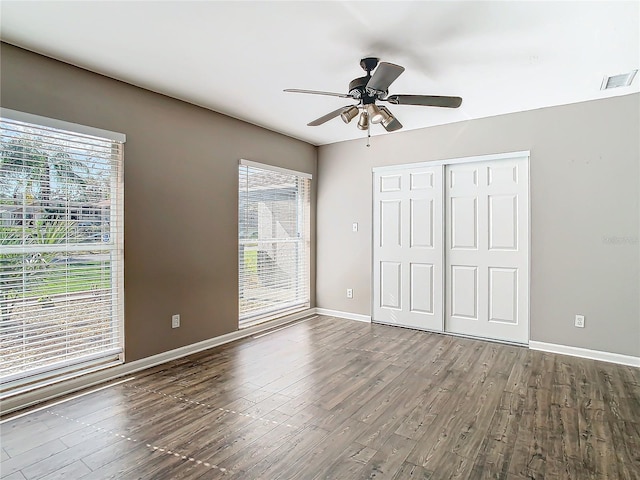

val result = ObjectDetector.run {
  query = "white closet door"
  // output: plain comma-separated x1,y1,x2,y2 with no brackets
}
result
446,156,529,344
373,166,444,331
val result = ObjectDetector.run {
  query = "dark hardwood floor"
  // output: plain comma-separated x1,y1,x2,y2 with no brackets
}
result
1,315,639,479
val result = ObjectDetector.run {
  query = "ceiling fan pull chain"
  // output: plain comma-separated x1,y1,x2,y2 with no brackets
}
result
367,121,371,147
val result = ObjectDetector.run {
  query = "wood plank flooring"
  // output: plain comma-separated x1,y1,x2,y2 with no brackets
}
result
1,315,639,479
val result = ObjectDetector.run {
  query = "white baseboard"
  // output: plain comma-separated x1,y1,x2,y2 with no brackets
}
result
0,309,316,416
529,341,640,367
315,308,371,323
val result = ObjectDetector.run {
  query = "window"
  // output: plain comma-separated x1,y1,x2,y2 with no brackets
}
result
238,160,311,326
0,109,125,398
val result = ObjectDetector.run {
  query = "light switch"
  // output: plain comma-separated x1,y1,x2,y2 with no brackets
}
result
352,222,358,232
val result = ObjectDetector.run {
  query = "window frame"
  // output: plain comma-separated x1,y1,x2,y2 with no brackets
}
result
0,108,125,398
238,159,311,327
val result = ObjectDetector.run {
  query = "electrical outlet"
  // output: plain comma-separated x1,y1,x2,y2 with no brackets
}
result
352,222,358,232
575,314,585,328
346,288,353,299
172,314,180,328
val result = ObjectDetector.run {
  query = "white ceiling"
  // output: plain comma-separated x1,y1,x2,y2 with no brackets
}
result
1,1,638,146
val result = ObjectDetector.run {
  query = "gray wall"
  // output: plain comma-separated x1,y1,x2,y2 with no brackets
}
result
1,43,317,362
317,94,640,357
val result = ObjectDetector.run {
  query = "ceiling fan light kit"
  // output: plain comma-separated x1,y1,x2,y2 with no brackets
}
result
284,57,463,145
357,110,370,131
378,106,393,125
367,103,384,124
340,105,359,124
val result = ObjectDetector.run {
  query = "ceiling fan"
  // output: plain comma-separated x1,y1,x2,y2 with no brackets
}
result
284,57,462,135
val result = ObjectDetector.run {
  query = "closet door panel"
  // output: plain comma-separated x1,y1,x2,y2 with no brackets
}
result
446,156,529,344
373,166,444,331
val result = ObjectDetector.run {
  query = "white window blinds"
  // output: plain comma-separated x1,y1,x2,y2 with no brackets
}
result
0,111,125,398
239,160,311,326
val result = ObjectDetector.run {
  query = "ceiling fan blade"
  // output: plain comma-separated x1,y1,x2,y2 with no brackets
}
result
307,106,353,126
385,95,462,108
284,88,352,98
366,62,405,94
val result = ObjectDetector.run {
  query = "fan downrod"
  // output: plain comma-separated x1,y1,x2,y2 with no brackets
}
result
359,57,379,73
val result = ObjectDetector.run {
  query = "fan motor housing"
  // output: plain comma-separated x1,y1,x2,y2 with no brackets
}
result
348,76,367,98
349,76,383,103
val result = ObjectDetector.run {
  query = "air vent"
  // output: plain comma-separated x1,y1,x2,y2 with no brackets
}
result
601,70,638,90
